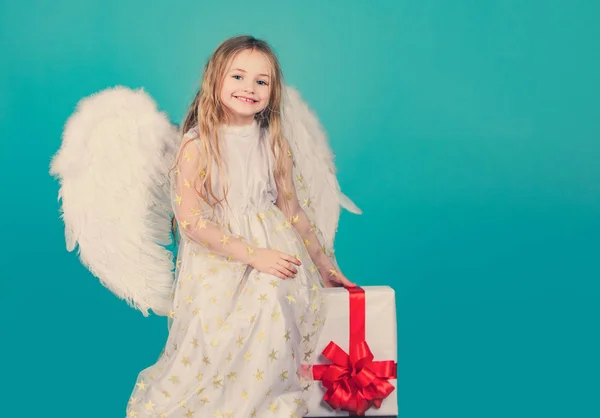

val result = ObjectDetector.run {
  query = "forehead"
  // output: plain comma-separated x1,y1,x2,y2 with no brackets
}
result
227,49,272,74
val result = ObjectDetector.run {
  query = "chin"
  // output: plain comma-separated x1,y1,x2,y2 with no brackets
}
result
232,109,258,118
227,104,265,119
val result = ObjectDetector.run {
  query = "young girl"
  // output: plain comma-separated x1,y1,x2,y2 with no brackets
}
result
124,35,356,417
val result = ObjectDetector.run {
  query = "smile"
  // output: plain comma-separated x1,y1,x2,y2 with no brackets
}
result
234,95,258,104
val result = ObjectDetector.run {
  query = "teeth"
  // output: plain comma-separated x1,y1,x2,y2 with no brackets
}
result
236,96,255,103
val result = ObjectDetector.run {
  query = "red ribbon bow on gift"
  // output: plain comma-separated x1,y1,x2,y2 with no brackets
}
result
312,286,397,416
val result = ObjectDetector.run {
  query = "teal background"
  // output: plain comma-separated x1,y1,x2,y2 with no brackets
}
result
1,0,598,417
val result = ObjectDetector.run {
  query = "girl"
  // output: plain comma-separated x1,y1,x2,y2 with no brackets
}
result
125,35,356,417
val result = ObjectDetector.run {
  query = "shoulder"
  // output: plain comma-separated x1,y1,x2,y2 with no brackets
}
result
178,127,202,160
180,126,202,148
182,125,200,140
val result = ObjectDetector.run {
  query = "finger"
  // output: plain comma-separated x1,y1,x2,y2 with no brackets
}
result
280,252,301,266
342,277,356,287
268,267,286,280
276,259,297,275
276,260,296,277
339,274,356,287
271,265,292,279
323,277,336,288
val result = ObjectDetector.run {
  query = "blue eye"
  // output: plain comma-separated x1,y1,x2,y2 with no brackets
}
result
257,80,268,86
232,75,242,80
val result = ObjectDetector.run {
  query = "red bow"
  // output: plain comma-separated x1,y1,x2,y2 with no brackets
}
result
312,287,397,416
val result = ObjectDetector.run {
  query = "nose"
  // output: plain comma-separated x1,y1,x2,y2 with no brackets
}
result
243,84,254,93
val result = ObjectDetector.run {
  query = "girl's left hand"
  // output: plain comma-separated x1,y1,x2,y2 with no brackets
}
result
323,268,356,288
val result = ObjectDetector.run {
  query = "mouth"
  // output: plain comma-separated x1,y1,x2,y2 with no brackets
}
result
233,95,258,104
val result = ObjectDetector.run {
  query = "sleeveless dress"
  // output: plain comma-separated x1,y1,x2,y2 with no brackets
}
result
125,121,327,418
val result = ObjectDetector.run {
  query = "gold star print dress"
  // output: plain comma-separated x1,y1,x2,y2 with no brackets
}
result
126,121,334,418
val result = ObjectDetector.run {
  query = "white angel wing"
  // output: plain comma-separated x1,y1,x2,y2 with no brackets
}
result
280,85,362,251
49,86,179,316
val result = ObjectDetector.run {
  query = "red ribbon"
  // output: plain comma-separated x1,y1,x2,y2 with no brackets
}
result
311,286,397,416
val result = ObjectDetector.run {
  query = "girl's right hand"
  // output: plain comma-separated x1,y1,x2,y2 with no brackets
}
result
250,248,301,279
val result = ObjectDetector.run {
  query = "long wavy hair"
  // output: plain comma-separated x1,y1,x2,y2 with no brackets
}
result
174,35,289,222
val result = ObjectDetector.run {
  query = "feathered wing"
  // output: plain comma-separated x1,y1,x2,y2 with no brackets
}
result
49,86,180,316
280,85,362,253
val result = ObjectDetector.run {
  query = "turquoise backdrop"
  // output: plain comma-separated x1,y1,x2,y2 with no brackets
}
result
1,0,598,417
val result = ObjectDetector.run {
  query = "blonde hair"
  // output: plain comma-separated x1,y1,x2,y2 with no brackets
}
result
175,35,289,217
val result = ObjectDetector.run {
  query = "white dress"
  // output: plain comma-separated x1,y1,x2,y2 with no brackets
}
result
126,121,328,418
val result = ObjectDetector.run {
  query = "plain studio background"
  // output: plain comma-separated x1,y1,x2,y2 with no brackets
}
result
1,0,598,417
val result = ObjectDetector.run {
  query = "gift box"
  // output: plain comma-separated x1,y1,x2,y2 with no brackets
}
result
304,286,398,417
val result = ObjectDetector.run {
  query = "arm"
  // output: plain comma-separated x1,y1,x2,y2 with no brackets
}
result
173,138,255,264
276,141,355,287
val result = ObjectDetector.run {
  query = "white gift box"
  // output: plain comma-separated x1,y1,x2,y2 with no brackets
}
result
304,286,398,417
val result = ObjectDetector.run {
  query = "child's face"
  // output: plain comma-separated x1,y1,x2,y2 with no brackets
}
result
220,49,272,125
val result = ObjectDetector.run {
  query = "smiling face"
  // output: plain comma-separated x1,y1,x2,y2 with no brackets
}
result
219,48,272,126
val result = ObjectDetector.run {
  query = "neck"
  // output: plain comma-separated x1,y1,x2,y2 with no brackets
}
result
227,119,254,127
221,118,259,137
223,111,256,127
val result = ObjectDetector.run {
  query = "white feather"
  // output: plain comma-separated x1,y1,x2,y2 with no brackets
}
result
49,86,179,316
49,84,360,316
281,85,362,250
